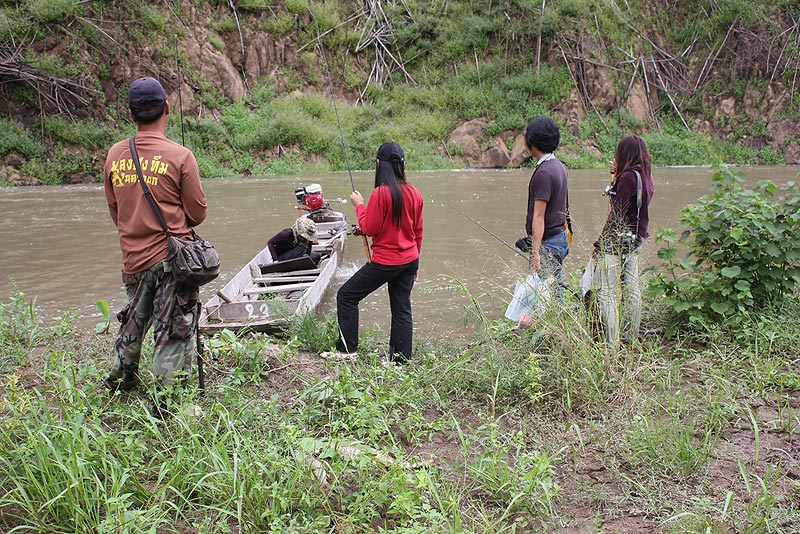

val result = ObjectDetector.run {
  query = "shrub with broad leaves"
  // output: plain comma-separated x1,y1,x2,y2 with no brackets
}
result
649,167,800,333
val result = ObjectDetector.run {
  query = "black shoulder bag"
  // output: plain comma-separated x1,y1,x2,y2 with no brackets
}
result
129,138,220,287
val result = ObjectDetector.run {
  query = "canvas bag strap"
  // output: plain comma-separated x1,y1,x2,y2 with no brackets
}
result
632,170,643,237
129,137,171,236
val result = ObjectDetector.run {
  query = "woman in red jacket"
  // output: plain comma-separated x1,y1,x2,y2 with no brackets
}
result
325,142,424,363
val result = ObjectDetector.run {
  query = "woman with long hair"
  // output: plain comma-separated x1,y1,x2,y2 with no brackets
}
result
595,135,655,344
323,142,424,362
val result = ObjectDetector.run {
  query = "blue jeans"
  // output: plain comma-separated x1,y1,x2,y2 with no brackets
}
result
540,231,569,297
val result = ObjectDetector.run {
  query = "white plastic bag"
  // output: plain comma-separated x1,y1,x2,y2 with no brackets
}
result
580,258,601,299
505,274,552,322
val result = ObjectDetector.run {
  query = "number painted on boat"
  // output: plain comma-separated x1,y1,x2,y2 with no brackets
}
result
244,303,269,319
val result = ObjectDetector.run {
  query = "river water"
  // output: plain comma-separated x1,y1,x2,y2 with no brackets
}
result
0,166,795,337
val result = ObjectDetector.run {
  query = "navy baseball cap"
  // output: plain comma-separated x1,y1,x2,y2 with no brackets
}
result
376,142,404,163
127,77,167,108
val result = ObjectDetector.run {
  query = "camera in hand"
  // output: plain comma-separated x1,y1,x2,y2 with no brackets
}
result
620,230,636,248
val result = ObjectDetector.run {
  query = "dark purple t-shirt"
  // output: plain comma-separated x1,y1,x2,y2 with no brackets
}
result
267,228,310,261
525,157,569,240
605,168,654,239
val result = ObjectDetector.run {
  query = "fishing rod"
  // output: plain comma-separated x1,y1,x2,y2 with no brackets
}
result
443,200,581,299
313,18,371,261
441,200,529,261
175,34,204,391
174,35,185,146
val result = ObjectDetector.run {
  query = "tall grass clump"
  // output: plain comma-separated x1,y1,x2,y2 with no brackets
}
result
279,311,340,354
503,287,635,414
623,405,721,479
26,0,82,24
462,422,559,517
0,281,42,368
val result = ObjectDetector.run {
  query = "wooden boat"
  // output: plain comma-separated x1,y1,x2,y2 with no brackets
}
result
199,208,348,334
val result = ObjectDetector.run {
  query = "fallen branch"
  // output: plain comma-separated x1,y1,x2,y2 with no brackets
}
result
0,42,100,119
651,57,690,130
693,19,737,93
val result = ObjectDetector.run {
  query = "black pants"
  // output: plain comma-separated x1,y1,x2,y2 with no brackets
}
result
336,258,419,360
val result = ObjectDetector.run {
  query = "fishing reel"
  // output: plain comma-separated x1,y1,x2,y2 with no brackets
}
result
602,184,616,197
515,235,532,252
351,225,366,237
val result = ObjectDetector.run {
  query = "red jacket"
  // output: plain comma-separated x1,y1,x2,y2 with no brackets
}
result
357,184,424,265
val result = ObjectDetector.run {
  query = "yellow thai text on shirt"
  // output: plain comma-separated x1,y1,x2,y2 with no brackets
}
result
110,154,169,187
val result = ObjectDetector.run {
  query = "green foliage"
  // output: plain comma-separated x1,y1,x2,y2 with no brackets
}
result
26,0,81,23
0,281,42,367
94,300,111,334
208,33,225,51
208,15,236,32
624,408,720,479
238,0,276,9
206,329,272,387
279,311,340,354
0,8,28,42
650,167,800,333
263,11,296,36
28,51,85,77
464,422,559,515
0,117,46,158
19,153,93,185
43,115,115,150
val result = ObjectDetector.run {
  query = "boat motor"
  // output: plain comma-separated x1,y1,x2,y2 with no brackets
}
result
295,183,326,211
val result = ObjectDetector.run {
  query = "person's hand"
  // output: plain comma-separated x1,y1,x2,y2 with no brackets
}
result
609,159,617,179
529,249,540,272
350,190,364,207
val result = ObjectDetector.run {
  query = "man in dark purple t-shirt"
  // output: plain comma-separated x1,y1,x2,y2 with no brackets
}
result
523,117,570,288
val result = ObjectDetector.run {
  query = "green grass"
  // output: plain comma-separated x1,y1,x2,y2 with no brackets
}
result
2,280,800,531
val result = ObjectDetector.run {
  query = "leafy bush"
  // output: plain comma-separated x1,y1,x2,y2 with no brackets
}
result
43,116,115,150
650,167,800,332
0,118,46,159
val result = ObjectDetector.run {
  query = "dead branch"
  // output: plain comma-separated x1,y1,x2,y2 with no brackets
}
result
0,42,100,119
693,19,736,93
355,0,416,97
536,0,545,74
296,11,366,54
639,56,658,129
558,41,609,135
651,57,689,130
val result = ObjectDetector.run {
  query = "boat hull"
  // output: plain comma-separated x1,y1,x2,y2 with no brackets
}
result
199,210,347,334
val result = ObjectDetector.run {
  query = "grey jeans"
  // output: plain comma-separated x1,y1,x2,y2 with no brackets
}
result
597,248,641,343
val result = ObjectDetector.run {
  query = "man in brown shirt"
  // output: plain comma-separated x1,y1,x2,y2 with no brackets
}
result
104,77,208,412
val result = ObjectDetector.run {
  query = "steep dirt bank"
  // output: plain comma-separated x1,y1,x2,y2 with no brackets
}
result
1,1,799,185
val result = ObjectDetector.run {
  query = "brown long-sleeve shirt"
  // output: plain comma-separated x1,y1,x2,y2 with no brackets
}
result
104,131,207,274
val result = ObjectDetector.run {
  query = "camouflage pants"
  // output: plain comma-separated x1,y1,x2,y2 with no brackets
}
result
107,260,199,387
